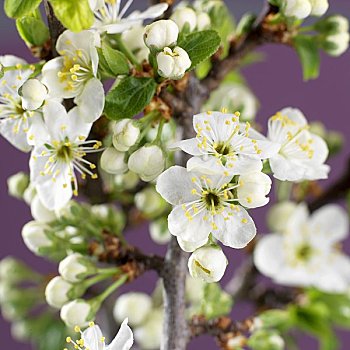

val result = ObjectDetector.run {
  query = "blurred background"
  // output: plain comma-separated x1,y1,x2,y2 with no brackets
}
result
1,0,350,349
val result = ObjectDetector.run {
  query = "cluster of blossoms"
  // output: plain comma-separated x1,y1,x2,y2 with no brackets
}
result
157,107,330,282
281,0,329,19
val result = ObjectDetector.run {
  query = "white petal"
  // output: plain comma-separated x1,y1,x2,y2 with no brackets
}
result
269,154,307,182
130,4,168,20
310,133,329,163
66,107,93,141
74,78,105,123
177,236,208,252
0,118,31,152
26,112,47,146
156,166,197,205
186,156,226,175
169,138,203,156
212,206,256,248
57,30,94,58
107,318,134,350
82,325,105,350
104,22,136,34
42,100,69,139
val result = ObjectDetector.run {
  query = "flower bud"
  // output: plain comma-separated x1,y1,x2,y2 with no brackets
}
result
59,253,97,283
7,172,29,199
60,299,94,328
267,201,298,233
309,0,329,16
91,204,110,218
0,257,35,284
31,195,57,223
248,330,285,350
171,8,197,31
135,187,168,218
315,15,349,35
128,145,165,182
21,221,52,255
144,20,179,49
134,309,163,350
196,12,211,30
11,321,31,342
113,119,140,151
114,171,139,190
237,172,272,209
188,246,228,283
23,183,36,205
282,0,312,19
157,46,192,80
100,147,128,175
113,292,152,327
19,79,48,111
45,276,82,309
0,282,12,303
324,32,350,57
149,217,171,244
121,24,147,52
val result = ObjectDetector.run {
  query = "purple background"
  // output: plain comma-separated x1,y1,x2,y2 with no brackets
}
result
1,1,350,349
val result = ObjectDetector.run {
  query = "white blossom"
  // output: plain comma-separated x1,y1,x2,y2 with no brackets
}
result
29,101,102,210
188,246,228,283
30,195,57,223
90,0,168,35
156,166,257,249
325,32,350,57
282,0,312,19
60,299,93,328
171,111,280,176
113,293,152,327
113,119,140,151
59,253,96,283
21,220,52,255
267,201,298,233
157,46,191,80
171,7,197,31
19,78,48,111
144,20,179,50
266,107,330,182
45,276,74,309
42,30,104,123
309,0,329,16
0,55,45,152
128,144,165,182
254,203,350,293
101,147,128,175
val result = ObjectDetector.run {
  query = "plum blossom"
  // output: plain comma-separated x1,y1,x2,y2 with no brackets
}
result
171,111,280,176
266,107,330,182
29,101,102,210
89,0,168,35
0,55,45,152
254,203,350,293
156,166,259,249
42,30,104,123
65,320,133,350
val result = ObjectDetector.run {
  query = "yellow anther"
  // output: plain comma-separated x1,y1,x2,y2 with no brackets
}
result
234,111,241,117
241,218,248,224
91,174,98,179
66,337,72,343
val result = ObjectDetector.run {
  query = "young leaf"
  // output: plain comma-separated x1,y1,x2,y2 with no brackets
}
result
178,30,221,69
4,0,42,19
104,77,157,120
16,16,49,46
49,0,94,32
101,44,130,76
293,35,321,81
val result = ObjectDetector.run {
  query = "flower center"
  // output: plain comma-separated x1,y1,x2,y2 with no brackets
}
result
56,143,73,161
203,191,221,210
214,142,232,156
295,243,313,262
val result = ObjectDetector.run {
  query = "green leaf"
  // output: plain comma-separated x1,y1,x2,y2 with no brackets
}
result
178,30,221,69
99,44,130,77
49,0,94,32
4,0,42,18
104,77,157,120
293,35,320,81
16,16,49,46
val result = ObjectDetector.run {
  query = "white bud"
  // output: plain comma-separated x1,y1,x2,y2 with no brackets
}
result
23,183,36,205
134,309,163,350
328,15,349,34
157,46,192,80
11,321,30,342
135,187,167,218
237,172,272,209
188,246,227,283
59,253,96,283
100,147,128,175
325,32,350,57
60,299,93,328
113,119,140,151
7,172,29,199
149,218,171,244
113,292,152,327
309,0,329,16
20,79,48,111
21,221,52,255
45,276,74,309
196,12,211,30
136,47,150,62
144,20,179,49
267,201,298,233
171,8,197,31
121,25,147,52
91,204,110,218
177,236,208,253
283,0,312,19
31,195,57,223
114,171,139,190
128,145,165,182
0,282,11,303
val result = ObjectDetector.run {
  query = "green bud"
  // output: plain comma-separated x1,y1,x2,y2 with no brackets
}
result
258,309,291,329
0,256,38,284
327,131,344,155
248,330,285,350
314,15,349,35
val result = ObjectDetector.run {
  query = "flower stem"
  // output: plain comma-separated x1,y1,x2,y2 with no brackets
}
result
95,274,128,304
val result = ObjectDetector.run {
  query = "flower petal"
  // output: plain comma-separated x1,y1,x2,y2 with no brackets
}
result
169,138,203,156
82,325,105,350
107,318,134,350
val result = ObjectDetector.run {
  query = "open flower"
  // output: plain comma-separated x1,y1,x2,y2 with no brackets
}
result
65,320,133,350
0,55,45,152
156,166,257,249
171,111,280,176
42,30,104,123
90,0,168,35
267,107,330,182
29,101,102,210
254,203,350,293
